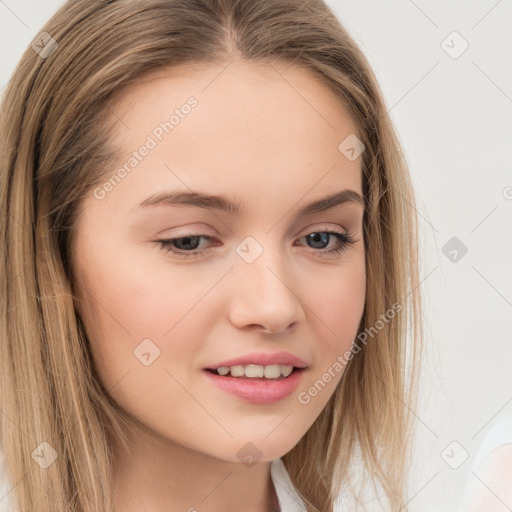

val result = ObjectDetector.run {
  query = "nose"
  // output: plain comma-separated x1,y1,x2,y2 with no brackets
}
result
227,251,304,334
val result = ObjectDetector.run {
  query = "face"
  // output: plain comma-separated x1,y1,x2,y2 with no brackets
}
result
71,59,366,464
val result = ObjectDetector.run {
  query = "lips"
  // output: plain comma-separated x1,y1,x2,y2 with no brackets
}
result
204,351,309,370
203,367,305,404
202,351,308,404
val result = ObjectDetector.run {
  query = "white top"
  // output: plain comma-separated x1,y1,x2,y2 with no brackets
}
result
271,458,308,511
0,457,307,511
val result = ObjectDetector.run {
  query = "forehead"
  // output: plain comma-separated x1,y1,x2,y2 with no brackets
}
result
109,59,353,120
96,59,363,215
107,58,359,155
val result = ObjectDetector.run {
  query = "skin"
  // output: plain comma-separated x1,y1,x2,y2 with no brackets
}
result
71,59,366,512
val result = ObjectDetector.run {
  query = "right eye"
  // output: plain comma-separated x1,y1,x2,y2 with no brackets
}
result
156,234,218,258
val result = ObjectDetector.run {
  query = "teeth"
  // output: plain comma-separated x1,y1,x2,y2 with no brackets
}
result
245,364,264,378
264,365,281,379
230,365,244,377
281,365,294,377
214,364,295,379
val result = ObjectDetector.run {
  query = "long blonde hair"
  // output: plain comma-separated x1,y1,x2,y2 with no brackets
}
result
0,1,423,510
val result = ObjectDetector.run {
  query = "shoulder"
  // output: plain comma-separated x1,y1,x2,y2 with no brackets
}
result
459,420,512,512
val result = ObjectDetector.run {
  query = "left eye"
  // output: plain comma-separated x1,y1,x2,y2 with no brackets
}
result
155,230,357,259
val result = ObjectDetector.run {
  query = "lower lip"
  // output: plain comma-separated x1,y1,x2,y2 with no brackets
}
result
202,368,305,404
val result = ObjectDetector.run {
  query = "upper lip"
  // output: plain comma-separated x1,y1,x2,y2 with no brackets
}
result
204,351,309,370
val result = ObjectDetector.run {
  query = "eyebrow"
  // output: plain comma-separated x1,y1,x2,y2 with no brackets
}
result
134,188,365,216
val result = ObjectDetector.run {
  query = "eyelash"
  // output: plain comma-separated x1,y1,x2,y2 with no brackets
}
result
155,229,357,259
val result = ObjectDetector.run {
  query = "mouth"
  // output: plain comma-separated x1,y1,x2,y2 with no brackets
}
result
204,364,303,380
202,364,306,404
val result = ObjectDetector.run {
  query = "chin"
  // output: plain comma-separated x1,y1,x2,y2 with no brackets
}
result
205,425,308,464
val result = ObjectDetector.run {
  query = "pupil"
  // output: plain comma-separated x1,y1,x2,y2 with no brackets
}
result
176,236,201,250
307,232,329,249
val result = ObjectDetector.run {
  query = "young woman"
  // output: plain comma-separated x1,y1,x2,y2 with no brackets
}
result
0,1,423,511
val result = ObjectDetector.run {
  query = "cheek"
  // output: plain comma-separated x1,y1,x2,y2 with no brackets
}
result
308,260,366,352
290,309,364,433
295,259,366,407
74,249,212,389
75,258,217,435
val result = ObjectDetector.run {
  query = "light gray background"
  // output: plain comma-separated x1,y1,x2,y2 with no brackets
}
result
1,1,511,511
